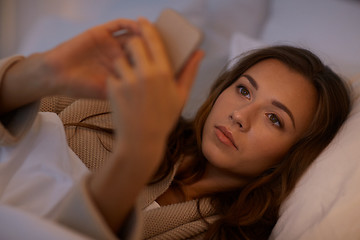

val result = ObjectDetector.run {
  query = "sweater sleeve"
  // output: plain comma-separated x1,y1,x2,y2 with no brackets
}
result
0,56,40,145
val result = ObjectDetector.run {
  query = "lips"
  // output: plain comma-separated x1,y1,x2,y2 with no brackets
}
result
215,126,238,150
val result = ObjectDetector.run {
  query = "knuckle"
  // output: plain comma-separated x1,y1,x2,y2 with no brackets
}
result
155,65,171,79
139,66,154,80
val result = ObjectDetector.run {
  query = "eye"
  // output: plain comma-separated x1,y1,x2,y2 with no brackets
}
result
237,85,251,99
266,113,282,128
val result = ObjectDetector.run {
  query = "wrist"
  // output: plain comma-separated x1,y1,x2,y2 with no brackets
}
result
0,53,57,113
25,52,59,95
114,136,167,179
5,53,56,92
88,139,167,230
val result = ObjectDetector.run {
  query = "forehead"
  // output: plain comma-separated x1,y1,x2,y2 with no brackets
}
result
243,59,306,87
240,59,318,131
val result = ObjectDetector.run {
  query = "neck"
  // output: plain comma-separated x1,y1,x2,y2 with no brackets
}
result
178,160,249,200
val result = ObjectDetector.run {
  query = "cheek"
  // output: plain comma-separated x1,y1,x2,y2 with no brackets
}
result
201,120,235,166
245,128,294,161
201,136,214,162
202,104,222,138
252,133,294,164
201,133,237,170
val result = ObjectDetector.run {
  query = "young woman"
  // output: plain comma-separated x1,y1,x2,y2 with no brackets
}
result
152,46,351,239
0,17,350,240
58,38,350,239
107,44,348,239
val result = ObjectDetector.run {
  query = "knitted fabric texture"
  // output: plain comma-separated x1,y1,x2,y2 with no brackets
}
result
40,96,112,171
40,96,219,239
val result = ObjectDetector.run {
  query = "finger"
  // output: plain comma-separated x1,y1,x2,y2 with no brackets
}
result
106,75,128,124
114,31,135,46
177,50,205,99
125,36,151,76
138,18,172,73
99,18,140,35
114,55,136,83
107,75,120,90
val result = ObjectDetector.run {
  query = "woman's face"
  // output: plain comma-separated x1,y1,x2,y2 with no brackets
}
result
202,59,318,181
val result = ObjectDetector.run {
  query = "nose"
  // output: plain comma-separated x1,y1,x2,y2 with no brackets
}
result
229,105,253,131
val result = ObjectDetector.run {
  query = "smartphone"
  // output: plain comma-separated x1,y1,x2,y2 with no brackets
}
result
155,9,203,75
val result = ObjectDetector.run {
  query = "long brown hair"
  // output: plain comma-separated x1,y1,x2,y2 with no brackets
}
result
159,45,351,239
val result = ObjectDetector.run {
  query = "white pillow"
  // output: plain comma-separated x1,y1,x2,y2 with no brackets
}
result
229,32,360,239
270,75,360,239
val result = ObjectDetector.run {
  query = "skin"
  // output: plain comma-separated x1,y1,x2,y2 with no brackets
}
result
157,59,318,205
0,18,204,232
200,59,318,191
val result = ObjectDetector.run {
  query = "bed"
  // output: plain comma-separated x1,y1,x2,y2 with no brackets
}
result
13,0,360,239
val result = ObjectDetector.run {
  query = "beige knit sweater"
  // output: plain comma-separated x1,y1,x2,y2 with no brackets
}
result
40,96,220,239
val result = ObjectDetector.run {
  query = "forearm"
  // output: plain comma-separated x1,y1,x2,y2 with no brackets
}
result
0,53,56,114
88,138,166,232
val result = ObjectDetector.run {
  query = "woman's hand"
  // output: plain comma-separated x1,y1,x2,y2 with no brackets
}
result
89,18,204,231
0,19,139,113
43,18,140,98
109,18,203,148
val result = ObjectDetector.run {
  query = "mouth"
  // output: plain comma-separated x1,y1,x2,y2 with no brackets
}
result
214,126,238,150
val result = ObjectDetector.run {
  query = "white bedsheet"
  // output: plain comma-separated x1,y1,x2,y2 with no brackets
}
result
0,112,90,239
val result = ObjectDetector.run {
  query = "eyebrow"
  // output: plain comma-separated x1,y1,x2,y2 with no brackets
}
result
241,74,296,129
272,100,296,129
242,74,258,90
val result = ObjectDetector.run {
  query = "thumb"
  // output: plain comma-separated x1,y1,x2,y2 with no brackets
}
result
106,75,126,115
176,50,205,101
